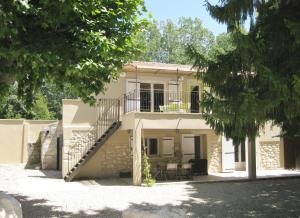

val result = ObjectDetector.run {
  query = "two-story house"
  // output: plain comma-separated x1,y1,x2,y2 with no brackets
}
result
62,61,285,185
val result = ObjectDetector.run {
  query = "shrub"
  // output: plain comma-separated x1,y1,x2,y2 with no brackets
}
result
142,153,156,187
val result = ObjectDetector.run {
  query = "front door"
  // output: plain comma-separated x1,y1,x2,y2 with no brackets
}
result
181,134,201,163
222,136,235,172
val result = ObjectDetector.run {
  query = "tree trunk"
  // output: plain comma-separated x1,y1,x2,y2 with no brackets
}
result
247,136,256,180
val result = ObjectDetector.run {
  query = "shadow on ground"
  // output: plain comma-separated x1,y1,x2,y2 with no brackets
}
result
5,192,122,218
4,178,300,218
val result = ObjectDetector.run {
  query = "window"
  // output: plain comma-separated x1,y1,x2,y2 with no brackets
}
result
140,83,151,112
145,138,158,156
154,84,164,112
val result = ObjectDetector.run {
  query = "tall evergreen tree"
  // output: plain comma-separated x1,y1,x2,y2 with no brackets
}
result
189,0,300,178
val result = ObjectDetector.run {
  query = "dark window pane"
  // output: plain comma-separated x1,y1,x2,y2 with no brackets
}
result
149,138,158,155
191,86,199,113
140,83,151,112
194,136,201,159
154,84,164,112
234,144,239,162
241,141,246,162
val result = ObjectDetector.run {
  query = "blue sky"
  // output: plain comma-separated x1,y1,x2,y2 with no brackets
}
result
144,0,227,36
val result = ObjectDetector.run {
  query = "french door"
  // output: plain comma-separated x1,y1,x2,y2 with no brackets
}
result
140,82,165,112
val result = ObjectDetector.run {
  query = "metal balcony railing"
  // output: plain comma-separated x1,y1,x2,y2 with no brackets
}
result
122,89,200,114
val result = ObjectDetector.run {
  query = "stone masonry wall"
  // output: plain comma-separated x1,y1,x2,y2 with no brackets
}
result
206,133,222,173
41,121,62,170
26,134,42,166
258,141,280,170
75,129,132,179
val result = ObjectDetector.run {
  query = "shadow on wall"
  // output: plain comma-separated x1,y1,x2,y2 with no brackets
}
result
25,131,44,169
68,100,97,125
4,178,300,218
25,121,63,171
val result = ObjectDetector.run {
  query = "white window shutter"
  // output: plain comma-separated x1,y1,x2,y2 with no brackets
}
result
126,79,140,112
162,137,174,156
181,134,195,163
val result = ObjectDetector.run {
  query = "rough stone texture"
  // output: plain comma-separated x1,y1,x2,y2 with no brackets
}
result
26,136,42,166
258,141,280,170
206,134,222,173
41,121,62,170
122,206,186,218
65,128,222,179
75,129,133,179
0,192,22,218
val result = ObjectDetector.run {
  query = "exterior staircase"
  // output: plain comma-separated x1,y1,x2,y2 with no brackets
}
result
64,99,121,182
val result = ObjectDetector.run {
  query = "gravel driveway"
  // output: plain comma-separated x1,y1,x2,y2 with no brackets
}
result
0,164,300,218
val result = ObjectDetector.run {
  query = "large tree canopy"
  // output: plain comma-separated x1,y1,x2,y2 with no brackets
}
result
136,17,215,64
0,0,147,106
191,0,300,142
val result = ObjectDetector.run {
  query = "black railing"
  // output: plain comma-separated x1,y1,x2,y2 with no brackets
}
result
67,98,120,173
123,89,200,114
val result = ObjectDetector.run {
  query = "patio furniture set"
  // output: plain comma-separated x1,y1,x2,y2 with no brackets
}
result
153,159,208,181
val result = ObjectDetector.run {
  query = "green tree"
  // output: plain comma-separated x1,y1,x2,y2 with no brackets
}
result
41,82,77,119
0,83,55,120
136,17,214,64
0,0,147,106
31,94,55,120
205,0,300,137
189,0,300,178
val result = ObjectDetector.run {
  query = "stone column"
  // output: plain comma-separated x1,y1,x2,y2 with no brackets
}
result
247,137,256,180
132,120,142,185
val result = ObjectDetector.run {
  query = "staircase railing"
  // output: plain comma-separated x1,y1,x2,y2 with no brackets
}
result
67,98,120,173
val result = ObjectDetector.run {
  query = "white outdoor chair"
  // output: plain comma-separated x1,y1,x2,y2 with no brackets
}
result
166,163,178,180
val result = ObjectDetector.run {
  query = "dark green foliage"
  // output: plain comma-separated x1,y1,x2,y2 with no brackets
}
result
0,0,147,107
136,17,215,64
142,152,155,187
190,0,300,141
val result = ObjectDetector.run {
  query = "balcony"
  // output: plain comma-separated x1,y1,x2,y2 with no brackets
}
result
122,89,201,114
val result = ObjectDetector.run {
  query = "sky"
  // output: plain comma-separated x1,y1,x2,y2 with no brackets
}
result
144,0,227,36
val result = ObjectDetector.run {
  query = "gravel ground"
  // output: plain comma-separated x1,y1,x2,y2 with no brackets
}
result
0,164,300,218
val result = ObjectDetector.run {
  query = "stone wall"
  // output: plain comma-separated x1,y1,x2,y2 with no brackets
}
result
41,121,62,170
207,133,222,173
26,133,42,166
75,129,132,179
258,141,280,170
